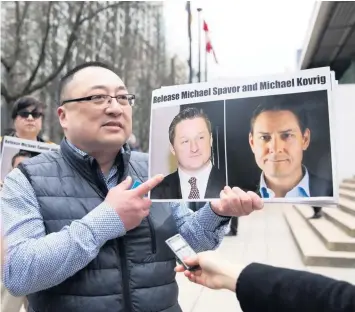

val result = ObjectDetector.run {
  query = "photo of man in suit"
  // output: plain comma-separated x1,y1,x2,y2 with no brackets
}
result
248,101,333,199
151,107,226,200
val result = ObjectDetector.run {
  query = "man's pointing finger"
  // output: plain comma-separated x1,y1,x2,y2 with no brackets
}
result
133,174,164,197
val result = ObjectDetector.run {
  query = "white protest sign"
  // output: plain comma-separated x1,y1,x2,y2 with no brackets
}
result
1,136,60,181
148,67,337,205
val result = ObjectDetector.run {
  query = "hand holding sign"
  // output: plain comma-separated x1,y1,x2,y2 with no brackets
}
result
211,187,263,217
105,174,164,231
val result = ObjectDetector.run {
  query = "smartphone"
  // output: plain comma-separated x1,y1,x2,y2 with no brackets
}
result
130,180,142,190
165,234,201,271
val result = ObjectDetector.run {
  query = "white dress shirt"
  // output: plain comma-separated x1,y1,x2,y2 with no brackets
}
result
178,162,213,199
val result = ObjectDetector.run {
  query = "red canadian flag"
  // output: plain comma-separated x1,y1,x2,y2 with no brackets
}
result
203,20,218,64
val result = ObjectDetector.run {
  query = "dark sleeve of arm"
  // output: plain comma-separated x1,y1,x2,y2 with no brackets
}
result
236,263,355,312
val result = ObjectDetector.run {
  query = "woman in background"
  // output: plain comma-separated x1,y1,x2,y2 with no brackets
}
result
1,96,46,148
1,96,46,312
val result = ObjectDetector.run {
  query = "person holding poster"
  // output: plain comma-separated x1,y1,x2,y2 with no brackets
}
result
248,101,333,198
1,62,263,312
0,96,47,312
151,107,226,200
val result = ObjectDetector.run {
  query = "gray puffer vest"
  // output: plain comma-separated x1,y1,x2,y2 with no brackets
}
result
18,139,180,312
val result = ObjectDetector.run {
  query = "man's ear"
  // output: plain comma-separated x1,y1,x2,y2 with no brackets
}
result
249,132,255,152
210,133,213,147
169,143,176,156
57,106,67,129
302,128,311,150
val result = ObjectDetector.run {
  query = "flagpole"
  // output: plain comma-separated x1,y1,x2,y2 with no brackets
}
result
197,7,202,82
205,47,208,81
186,2,193,83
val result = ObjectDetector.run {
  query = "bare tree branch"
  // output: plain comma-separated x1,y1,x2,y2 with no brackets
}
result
10,2,31,70
1,57,10,72
78,2,122,25
18,2,123,98
1,82,9,101
1,1,188,142
21,2,85,97
22,2,53,94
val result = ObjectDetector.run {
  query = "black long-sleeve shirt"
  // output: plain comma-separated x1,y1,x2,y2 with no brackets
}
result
236,263,355,312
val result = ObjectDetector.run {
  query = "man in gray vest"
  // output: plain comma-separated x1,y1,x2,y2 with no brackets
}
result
1,62,263,312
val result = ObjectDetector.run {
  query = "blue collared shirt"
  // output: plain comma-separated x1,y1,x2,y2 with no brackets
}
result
1,140,228,296
259,167,310,198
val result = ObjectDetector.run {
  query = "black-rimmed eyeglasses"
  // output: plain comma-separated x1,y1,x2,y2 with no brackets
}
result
61,94,135,106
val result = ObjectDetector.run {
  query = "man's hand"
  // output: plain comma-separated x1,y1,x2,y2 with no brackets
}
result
174,250,241,292
211,186,263,217
105,174,164,231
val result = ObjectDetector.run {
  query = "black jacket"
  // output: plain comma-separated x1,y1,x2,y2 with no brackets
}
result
151,165,226,200
237,263,355,312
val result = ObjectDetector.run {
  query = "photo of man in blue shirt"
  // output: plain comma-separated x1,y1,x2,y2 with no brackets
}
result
248,102,333,198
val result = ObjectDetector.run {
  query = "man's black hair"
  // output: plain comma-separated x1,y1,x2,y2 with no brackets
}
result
11,150,39,168
168,107,212,144
11,96,46,120
250,100,308,134
58,61,115,105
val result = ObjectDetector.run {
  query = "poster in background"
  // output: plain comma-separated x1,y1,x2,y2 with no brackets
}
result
149,67,337,205
1,136,60,181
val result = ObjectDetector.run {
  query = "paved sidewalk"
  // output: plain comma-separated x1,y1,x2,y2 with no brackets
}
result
177,204,355,312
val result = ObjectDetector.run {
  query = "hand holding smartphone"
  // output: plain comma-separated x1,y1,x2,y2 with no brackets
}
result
165,234,201,271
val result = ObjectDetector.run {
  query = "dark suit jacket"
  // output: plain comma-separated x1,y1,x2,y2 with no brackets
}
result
255,170,333,198
236,262,355,312
150,165,226,200
309,172,333,197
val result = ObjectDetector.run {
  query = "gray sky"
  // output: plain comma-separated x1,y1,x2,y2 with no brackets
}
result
164,0,316,80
